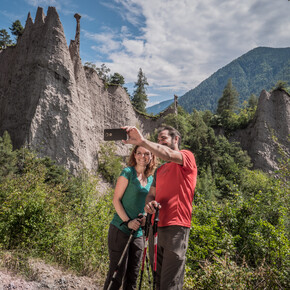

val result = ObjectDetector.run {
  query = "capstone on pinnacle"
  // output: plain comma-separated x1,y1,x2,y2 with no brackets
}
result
74,13,81,46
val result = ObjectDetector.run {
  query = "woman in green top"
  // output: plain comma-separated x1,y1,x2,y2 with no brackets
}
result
104,145,156,290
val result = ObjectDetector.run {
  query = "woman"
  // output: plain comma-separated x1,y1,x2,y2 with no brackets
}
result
104,145,156,290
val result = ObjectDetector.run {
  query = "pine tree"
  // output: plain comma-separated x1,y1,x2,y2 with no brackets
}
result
109,72,125,86
0,29,12,48
217,79,239,115
131,68,149,112
9,20,24,40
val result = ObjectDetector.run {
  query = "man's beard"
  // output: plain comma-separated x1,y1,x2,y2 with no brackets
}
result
164,141,175,150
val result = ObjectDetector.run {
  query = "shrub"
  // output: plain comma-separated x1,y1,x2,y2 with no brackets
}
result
0,131,17,182
184,255,287,289
98,142,123,183
0,142,114,278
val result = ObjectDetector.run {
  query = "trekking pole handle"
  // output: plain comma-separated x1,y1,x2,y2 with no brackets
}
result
153,203,160,222
144,213,152,236
145,213,152,224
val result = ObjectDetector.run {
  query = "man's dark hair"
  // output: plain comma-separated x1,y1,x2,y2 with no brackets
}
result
157,125,181,147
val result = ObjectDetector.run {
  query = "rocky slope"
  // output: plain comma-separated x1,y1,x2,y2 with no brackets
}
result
0,7,141,174
231,89,290,173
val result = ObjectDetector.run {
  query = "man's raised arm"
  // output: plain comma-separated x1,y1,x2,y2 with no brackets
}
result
122,126,183,165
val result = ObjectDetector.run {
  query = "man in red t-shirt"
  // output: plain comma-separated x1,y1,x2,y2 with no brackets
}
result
123,125,197,290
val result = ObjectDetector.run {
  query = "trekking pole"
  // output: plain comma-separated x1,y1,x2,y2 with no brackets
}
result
145,252,151,287
107,228,135,290
138,213,152,290
153,204,160,290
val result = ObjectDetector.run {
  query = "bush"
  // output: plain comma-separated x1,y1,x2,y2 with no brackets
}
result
186,173,290,288
184,255,288,289
0,131,17,182
0,138,114,278
98,142,123,183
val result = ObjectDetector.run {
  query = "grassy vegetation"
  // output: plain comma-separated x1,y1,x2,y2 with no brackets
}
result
0,133,115,283
0,108,289,289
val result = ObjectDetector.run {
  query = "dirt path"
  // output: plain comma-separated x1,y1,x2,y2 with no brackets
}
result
0,259,102,289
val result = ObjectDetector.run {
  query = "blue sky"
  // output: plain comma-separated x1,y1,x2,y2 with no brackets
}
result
1,0,290,107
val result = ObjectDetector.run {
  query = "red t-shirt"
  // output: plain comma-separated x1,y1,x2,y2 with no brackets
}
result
154,150,197,228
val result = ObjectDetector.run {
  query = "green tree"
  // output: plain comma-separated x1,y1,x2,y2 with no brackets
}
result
186,110,217,175
217,79,239,115
163,106,190,139
131,68,149,112
84,62,111,82
109,72,125,86
84,62,96,70
248,93,258,109
96,63,111,82
272,80,289,92
0,29,12,48
9,20,24,40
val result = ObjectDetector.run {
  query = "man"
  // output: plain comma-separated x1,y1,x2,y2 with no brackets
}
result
123,125,197,290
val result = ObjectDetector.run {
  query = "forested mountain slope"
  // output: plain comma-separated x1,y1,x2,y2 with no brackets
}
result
176,47,290,113
146,99,173,114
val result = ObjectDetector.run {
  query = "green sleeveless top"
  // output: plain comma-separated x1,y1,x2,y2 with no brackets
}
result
111,166,153,237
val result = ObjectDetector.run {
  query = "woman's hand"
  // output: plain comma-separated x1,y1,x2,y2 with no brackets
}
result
127,216,143,231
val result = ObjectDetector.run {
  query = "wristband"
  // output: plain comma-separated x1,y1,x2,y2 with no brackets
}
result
120,219,132,227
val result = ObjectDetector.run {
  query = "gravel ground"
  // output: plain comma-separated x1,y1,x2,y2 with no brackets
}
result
0,259,102,290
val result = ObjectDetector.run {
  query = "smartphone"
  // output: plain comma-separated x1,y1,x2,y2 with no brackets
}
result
104,128,127,141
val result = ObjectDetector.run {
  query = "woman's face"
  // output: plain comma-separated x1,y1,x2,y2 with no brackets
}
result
134,146,151,166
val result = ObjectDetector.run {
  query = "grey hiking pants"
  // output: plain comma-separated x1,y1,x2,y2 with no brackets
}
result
149,225,190,290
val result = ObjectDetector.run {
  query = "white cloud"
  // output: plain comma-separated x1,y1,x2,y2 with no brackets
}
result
84,29,122,54
85,0,290,101
122,39,144,56
110,0,143,27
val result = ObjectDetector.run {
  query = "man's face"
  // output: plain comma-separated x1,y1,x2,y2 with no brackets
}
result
157,130,176,150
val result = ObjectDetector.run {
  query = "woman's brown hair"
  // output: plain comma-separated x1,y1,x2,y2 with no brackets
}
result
128,145,157,177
